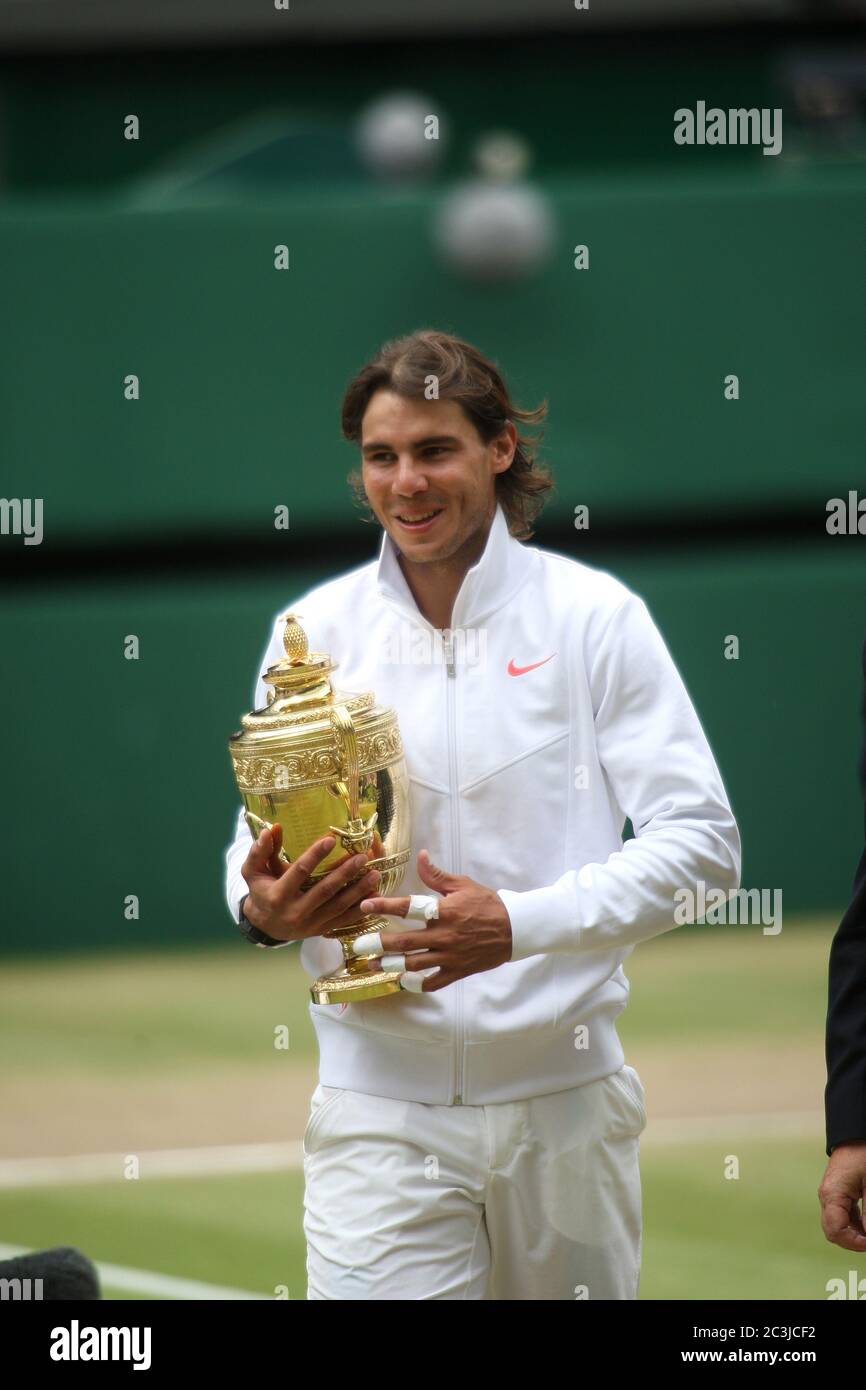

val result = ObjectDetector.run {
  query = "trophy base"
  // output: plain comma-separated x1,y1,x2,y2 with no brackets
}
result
311,962,404,1006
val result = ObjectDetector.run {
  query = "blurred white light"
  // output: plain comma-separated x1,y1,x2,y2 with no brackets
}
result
434,180,555,282
355,91,446,179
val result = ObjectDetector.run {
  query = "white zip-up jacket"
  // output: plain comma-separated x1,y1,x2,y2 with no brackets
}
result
225,501,741,1106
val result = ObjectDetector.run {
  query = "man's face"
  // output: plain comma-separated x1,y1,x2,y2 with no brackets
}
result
360,390,514,564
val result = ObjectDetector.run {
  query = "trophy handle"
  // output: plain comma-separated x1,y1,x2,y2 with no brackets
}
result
328,705,378,854
243,809,290,864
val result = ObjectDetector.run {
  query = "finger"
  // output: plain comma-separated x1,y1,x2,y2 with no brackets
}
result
304,852,374,908
841,1194,866,1246
241,827,280,887
266,822,290,877
350,930,384,958
386,948,445,970
416,957,463,991
400,965,441,993
315,867,381,925
417,848,461,894
348,928,439,961
377,927,445,954
309,899,384,937
824,1215,866,1252
821,1197,866,1248
419,967,455,992
357,895,411,917
271,835,342,902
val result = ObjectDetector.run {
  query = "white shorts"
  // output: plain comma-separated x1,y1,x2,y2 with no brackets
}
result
302,1064,647,1300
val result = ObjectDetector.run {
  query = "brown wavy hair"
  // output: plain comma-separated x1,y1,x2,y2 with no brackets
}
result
341,328,554,539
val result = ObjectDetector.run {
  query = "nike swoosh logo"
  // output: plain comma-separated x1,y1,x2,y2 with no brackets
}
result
507,654,556,676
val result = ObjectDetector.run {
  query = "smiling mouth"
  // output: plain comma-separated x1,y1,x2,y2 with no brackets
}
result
393,508,444,529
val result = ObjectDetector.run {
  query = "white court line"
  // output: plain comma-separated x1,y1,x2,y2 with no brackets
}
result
0,1141,303,1188
0,1113,824,1190
642,1110,822,1145
0,1242,269,1300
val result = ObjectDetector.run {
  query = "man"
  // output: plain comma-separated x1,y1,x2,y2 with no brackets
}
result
224,328,741,1300
820,636,866,1253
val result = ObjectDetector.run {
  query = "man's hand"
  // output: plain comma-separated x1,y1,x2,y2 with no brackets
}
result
819,1142,866,1252
357,848,513,991
241,824,380,944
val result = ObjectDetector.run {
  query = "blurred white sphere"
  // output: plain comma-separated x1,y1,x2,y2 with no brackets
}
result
434,181,555,282
473,130,532,182
355,91,446,179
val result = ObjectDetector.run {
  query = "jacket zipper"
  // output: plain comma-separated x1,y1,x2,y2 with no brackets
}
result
380,598,464,1105
442,629,463,1104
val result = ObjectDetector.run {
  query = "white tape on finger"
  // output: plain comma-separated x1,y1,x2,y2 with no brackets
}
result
400,967,441,993
406,895,440,922
350,931,383,957
380,953,406,972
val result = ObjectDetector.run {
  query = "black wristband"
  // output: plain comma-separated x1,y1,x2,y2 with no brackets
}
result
237,895,289,949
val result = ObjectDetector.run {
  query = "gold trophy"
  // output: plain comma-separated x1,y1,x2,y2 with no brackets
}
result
229,613,412,1004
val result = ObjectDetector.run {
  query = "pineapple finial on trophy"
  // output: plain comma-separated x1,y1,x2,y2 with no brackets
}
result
280,612,309,664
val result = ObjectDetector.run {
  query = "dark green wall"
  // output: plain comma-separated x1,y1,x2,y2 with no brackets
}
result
1,166,862,542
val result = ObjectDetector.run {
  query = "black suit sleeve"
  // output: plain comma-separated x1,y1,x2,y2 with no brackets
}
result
824,635,866,1155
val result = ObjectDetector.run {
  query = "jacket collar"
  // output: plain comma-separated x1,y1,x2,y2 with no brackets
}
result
375,500,534,629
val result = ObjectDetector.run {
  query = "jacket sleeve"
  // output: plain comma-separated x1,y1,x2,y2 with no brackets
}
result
496,592,741,960
824,843,866,1152
224,609,300,938
823,636,866,1154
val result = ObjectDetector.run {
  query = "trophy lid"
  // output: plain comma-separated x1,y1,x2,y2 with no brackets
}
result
232,612,373,738
228,612,403,798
